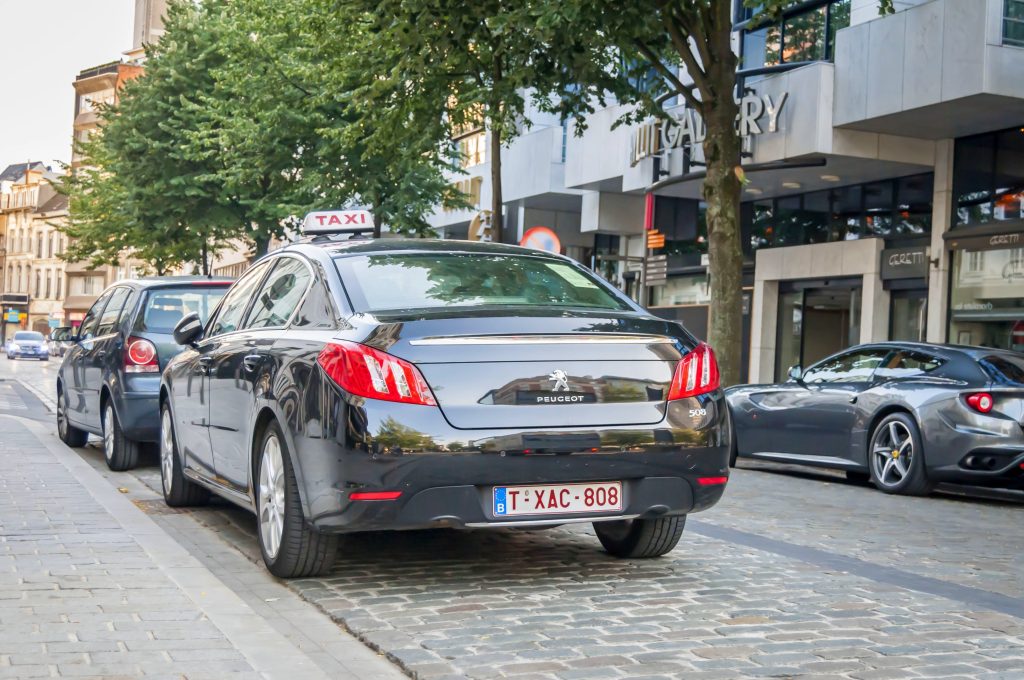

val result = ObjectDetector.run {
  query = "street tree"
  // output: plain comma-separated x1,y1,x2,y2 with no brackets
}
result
347,0,562,243
536,0,893,386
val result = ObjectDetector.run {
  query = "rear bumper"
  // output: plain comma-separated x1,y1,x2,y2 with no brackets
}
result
117,391,160,442
291,391,730,533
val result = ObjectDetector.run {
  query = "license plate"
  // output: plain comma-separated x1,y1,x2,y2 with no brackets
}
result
492,482,622,517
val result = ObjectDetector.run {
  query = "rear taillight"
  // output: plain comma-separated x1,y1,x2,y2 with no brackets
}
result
667,342,720,400
317,341,437,406
124,336,159,374
965,392,994,414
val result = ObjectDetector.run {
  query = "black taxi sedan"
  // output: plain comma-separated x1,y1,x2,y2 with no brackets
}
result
159,212,730,577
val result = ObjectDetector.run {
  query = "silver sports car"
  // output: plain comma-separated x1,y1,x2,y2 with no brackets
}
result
726,342,1024,495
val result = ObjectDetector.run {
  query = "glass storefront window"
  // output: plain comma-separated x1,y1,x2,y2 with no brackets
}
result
953,128,1024,226
1005,0,1024,47
890,291,927,342
831,183,863,241
776,290,803,380
949,247,1024,351
895,174,932,236
650,274,711,307
863,181,894,237
783,5,827,63
740,0,851,73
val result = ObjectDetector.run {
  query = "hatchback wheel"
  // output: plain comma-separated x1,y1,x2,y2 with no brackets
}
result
869,413,933,496
594,515,686,558
256,422,337,578
160,403,209,507
102,402,139,471
56,388,88,448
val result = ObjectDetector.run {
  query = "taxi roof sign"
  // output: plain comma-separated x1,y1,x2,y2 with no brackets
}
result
301,209,374,235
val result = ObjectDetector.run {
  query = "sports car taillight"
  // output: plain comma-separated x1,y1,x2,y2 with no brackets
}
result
124,336,159,374
965,392,994,414
317,341,437,406
667,342,720,401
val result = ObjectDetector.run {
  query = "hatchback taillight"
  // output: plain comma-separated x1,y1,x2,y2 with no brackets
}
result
317,341,437,406
667,342,720,400
965,392,994,414
124,336,159,374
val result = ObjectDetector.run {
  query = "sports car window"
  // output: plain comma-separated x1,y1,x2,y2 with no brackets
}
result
333,253,629,313
206,262,271,337
875,351,944,379
979,354,1024,386
802,349,888,384
95,287,131,336
245,257,311,329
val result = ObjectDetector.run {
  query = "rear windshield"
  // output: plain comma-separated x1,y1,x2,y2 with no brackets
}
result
979,354,1024,386
133,285,229,333
333,253,630,313
13,331,43,342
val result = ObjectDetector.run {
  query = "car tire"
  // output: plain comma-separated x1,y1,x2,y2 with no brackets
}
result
256,422,338,578
160,402,209,507
102,402,139,472
868,412,933,496
594,515,686,558
57,387,89,448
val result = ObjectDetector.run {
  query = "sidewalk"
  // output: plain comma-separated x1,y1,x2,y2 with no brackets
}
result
0,415,400,680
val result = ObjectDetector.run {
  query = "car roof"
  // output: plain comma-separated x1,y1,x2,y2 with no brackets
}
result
850,341,1022,361
286,237,566,260
113,276,234,290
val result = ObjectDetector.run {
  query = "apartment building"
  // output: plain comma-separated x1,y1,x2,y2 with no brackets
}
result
428,0,1024,382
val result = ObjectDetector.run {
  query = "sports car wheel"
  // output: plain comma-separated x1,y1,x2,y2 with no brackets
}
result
594,516,686,558
256,422,337,578
868,413,933,496
102,402,139,471
160,403,209,507
57,388,89,448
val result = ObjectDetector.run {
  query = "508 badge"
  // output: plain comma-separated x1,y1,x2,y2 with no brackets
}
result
689,408,707,418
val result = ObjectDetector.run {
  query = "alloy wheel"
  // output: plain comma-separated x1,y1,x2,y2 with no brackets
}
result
160,408,174,496
103,405,115,462
871,420,913,487
258,434,286,560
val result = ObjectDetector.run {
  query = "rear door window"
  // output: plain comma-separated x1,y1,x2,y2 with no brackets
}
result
206,263,271,338
134,285,229,333
244,257,311,329
95,287,131,336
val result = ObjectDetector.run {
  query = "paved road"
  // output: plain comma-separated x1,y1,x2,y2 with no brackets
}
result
5,356,1024,679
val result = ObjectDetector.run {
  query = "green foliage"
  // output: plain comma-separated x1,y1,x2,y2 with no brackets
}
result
60,0,464,273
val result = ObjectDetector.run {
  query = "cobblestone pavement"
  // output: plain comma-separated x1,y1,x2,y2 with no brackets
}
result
117,460,1024,680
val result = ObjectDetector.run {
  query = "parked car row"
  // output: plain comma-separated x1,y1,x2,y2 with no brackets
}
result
52,212,730,577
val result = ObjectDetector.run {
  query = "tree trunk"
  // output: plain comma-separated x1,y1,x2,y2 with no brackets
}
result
489,125,503,243
373,211,383,239
699,2,744,387
251,224,270,260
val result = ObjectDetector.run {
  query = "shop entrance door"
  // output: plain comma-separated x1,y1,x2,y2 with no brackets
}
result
775,279,862,380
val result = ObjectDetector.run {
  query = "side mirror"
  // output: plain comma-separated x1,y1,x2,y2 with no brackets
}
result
787,364,804,383
50,326,73,342
173,312,203,347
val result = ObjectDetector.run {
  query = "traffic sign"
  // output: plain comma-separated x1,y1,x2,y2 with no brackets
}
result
645,254,668,286
647,229,665,249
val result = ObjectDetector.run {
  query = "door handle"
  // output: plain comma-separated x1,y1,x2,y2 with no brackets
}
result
849,396,858,404
198,356,214,374
96,350,106,358
242,354,263,372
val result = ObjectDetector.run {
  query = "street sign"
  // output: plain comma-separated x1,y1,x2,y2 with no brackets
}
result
520,226,561,253
5,310,19,323
647,229,665,249
645,254,668,286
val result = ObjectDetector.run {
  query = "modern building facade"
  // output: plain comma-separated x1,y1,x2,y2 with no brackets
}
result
428,0,1024,382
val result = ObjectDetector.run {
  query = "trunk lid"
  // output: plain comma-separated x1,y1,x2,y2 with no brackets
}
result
358,312,692,430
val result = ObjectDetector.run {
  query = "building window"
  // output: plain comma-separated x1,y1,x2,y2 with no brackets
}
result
738,0,850,74
953,127,1024,226
949,246,1024,350
1005,0,1024,47
56,274,63,301
36,233,43,258
34,271,41,299
455,130,486,168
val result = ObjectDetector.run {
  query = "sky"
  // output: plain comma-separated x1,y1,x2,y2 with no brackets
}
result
0,1,134,171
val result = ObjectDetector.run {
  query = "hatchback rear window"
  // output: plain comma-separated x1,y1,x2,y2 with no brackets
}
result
979,354,1024,386
333,253,630,313
133,285,229,333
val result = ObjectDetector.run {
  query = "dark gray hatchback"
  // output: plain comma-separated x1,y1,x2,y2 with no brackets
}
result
53,277,231,470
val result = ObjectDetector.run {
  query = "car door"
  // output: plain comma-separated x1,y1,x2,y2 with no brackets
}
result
90,286,133,400
208,256,312,493
67,289,116,431
787,348,890,460
184,261,273,483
